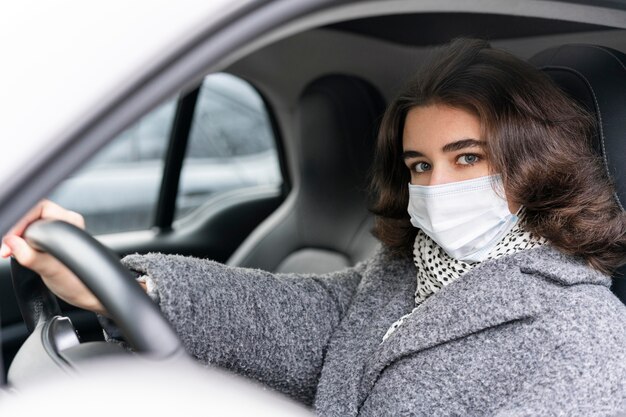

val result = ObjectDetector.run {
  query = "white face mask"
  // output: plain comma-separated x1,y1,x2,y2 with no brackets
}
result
407,174,519,262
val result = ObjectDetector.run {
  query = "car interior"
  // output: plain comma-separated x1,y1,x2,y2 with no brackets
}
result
1,6,625,382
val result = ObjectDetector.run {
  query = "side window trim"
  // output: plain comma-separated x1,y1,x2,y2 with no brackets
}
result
257,87,291,196
173,74,287,223
153,75,288,232
153,87,200,230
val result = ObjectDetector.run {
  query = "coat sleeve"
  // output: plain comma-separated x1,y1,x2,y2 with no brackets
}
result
119,252,365,405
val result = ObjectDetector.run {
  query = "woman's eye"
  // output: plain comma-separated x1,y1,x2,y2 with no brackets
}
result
413,162,431,173
457,154,481,165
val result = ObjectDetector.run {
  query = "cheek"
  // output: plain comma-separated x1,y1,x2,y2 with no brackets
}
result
457,162,491,181
409,171,431,186
476,163,491,177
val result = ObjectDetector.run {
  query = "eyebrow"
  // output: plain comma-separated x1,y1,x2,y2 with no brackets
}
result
441,138,485,153
402,138,486,160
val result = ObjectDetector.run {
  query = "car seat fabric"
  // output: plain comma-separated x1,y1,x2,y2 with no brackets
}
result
530,44,626,304
227,75,385,273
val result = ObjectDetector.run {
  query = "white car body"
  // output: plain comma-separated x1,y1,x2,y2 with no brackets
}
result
0,0,247,224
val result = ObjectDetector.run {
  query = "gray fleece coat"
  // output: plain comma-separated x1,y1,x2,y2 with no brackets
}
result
120,245,626,416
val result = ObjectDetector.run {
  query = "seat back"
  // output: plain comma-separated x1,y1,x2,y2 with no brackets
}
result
530,44,626,303
228,75,385,273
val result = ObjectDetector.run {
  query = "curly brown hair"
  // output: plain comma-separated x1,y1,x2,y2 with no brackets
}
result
370,38,626,275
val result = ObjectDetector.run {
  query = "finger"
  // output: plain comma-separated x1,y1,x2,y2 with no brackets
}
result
3,199,68,238
63,210,85,229
0,238,11,258
4,200,47,239
2,200,48,257
2,200,49,257
1,201,49,257
40,200,84,228
1,199,85,259
3,199,85,244
4,235,39,268
3,235,60,276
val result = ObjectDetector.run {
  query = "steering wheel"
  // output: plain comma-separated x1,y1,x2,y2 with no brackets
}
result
8,219,185,386
5,220,315,416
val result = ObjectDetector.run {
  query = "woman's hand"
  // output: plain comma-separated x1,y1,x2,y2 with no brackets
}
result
0,200,108,316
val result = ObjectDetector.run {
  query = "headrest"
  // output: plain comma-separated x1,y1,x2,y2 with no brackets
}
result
529,44,626,210
298,75,385,191
227,75,384,271
530,44,626,301
296,74,385,248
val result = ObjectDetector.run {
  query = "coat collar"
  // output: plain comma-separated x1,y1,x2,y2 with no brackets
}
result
517,245,610,286
358,245,611,402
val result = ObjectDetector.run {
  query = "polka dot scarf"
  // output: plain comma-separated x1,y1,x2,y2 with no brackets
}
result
382,212,546,342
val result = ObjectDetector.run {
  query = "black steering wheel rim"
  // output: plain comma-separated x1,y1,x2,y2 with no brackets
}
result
18,219,183,358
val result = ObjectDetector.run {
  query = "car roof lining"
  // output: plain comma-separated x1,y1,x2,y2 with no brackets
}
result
216,0,626,72
325,12,618,47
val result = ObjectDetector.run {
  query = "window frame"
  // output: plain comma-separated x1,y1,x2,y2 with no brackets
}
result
154,87,200,230
151,74,289,233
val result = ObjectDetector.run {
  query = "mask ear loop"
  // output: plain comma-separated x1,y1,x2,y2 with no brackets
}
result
490,174,522,216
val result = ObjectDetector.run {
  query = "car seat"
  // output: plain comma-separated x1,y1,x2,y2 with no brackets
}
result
530,44,626,304
227,75,385,273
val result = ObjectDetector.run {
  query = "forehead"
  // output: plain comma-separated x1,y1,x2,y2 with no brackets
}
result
402,104,482,149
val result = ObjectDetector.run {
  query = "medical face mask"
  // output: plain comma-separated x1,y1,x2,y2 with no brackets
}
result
407,174,519,262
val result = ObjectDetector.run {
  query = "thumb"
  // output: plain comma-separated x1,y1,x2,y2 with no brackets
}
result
4,235,38,269
0,239,12,258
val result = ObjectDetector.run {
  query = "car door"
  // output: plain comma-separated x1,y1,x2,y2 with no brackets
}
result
0,72,287,373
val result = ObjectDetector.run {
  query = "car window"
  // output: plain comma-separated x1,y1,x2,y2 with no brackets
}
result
47,100,176,235
47,73,282,234
175,73,282,220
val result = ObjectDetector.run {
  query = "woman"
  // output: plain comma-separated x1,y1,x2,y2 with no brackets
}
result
2,39,626,416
